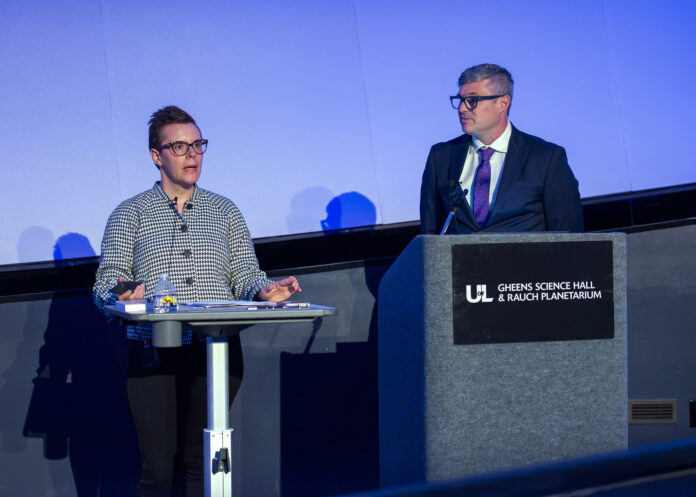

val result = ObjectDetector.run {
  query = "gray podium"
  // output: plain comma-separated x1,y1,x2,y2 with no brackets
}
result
105,303,336,497
378,233,627,486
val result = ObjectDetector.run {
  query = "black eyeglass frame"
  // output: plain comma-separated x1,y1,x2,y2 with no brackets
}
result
450,95,506,111
156,139,209,156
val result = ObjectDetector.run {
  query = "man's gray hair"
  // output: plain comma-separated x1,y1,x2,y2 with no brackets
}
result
458,63,514,100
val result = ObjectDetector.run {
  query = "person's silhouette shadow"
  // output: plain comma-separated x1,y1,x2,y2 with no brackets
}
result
23,233,140,496
321,191,377,231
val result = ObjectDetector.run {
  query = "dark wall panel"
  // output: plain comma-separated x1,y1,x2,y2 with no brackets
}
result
1,221,695,495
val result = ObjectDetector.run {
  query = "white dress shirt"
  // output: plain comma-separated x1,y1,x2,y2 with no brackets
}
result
458,120,513,210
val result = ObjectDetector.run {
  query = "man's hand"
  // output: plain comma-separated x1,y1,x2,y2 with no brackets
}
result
257,276,302,302
115,276,146,301
449,181,466,210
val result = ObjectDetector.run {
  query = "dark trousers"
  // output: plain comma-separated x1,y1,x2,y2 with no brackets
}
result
127,338,243,497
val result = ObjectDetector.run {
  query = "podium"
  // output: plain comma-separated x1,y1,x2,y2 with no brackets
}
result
105,303,336,497
378,234,627,486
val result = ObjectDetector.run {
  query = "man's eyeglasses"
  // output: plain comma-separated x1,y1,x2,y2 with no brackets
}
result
450,95,505,111
156,139,208,156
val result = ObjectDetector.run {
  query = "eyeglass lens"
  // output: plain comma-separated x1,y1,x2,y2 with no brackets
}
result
451,96,478,110
170,140,207,156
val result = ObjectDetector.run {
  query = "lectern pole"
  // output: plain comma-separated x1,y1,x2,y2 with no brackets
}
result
204,336,233,496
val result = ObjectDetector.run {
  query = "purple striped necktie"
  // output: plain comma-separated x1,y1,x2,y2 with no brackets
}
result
473,147,495,225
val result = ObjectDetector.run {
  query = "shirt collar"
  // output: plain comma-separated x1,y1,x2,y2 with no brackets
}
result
471,120,512,154
153,181,199,204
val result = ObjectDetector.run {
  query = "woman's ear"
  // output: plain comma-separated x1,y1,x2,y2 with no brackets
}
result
150,148,162,168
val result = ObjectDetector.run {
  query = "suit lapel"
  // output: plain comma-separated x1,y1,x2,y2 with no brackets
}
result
491,124,529,218
447,134,471,182
447,135,477,229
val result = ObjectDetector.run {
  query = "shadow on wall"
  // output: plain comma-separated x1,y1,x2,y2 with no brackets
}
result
52,233,99,261
286,186,335,234
286,188,378,233
279,260,389,497
15,227,97,264
279,192,381,496
321,192,377,231
22,233,141,496
16,226,56,263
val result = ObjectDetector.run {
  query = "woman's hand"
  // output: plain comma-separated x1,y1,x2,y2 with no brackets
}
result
257,276,302,302
115,276,146,301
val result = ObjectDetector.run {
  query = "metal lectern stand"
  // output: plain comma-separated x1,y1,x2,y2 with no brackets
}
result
105,303,336,497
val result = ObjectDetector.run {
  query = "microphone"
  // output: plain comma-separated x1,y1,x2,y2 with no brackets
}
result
440,180,468,235
166,197,179,278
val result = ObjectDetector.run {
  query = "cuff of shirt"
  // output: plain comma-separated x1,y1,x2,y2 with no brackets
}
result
246,279,274,301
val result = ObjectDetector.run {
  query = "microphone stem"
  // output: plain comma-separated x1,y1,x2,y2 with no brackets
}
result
440,207,459,235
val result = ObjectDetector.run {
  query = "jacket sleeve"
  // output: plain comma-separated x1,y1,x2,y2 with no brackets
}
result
420,145,445,234
93,204,138,313
542,146,584,232
227,204,274,300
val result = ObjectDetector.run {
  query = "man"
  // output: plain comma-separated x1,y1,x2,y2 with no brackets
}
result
420,63,583,234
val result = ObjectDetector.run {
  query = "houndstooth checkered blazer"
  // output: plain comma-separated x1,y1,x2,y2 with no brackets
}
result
93,182,273,342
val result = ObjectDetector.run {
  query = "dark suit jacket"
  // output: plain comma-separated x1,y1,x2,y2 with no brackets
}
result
420,124,583,234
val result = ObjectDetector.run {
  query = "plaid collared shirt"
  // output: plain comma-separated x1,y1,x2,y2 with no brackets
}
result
93,182,273,342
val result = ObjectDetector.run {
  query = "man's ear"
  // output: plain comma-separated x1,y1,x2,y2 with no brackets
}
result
499,95,511,114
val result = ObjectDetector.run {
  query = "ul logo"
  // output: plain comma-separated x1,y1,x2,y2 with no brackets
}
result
465,284,494,304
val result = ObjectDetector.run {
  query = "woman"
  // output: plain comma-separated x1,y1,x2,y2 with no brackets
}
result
93,106,300,496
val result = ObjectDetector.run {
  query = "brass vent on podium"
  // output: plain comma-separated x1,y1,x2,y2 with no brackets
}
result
628,399,677,424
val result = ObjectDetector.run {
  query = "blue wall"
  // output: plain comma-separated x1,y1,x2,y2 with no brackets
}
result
2,0,696,264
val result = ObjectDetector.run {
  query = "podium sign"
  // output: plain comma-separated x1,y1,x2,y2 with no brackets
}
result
452,240,614,344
